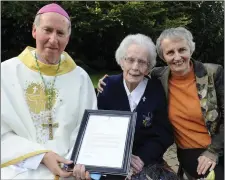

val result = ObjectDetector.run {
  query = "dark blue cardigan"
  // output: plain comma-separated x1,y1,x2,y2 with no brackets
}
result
97,74,174,165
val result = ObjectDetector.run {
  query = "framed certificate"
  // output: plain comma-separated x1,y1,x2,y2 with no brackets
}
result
67,109,137,176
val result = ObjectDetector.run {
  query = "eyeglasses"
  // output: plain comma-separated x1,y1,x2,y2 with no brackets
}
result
124,57,149,68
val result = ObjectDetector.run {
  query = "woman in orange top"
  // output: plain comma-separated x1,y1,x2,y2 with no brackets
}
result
152,27,224,180
98,27,224,180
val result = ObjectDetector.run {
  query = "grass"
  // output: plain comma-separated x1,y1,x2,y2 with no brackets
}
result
89,71,121,88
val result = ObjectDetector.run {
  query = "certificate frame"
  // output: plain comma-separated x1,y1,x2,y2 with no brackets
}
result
68,109,137,176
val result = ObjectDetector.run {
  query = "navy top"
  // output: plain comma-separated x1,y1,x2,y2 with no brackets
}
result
97,74,174,165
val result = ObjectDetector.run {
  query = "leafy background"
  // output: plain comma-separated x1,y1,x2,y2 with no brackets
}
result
2,1,224,75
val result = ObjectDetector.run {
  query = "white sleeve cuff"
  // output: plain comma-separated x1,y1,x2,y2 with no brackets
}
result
16,153,45,170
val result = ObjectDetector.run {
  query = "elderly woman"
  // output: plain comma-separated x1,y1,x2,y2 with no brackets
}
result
97,34,177,180
98,27,224,180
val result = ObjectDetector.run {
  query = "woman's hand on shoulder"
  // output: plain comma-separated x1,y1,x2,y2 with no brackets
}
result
97,74,108,93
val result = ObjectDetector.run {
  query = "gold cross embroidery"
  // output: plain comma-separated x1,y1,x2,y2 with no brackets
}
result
42,116,59,140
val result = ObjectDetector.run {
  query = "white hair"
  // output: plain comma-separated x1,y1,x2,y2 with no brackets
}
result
115,33,157,70
33,14,71,35
156,27,195,60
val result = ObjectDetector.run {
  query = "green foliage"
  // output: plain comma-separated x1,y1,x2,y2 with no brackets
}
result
187,1,224,64
1,1,224,72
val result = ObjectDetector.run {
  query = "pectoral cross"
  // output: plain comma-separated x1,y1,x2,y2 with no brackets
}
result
42,116,59,140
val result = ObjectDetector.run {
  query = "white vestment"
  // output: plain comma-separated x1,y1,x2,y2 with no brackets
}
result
1,47,97,179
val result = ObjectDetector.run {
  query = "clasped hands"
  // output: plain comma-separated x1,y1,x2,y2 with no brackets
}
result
41,151,91,180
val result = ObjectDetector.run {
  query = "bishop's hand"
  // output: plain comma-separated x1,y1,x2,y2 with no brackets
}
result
41,151,73,177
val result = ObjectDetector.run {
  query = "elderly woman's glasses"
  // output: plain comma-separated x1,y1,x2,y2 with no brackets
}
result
124,57,149,69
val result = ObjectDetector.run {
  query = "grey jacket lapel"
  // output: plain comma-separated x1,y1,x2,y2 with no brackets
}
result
159,67,170,99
